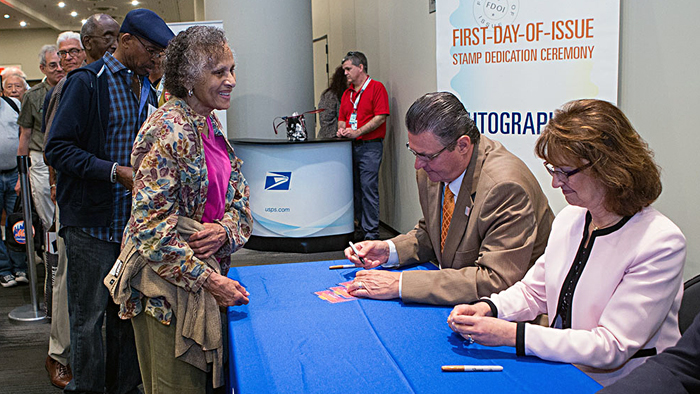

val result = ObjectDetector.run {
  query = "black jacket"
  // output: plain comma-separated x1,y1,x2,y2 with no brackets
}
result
45,59,113,228
599,313,700,393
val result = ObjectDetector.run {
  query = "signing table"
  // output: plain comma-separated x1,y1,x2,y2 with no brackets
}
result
227,260,602,393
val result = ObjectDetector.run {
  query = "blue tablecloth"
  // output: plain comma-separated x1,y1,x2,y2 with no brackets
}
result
227,260,602,393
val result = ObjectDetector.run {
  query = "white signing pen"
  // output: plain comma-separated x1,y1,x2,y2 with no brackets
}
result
441,365,503,372
348,241,366,265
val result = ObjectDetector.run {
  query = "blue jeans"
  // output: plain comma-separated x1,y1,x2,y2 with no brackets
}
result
0,170,27,276
352,140,383,240
64,227,141,394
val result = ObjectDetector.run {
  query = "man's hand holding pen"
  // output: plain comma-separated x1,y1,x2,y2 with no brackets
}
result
343,240,389,269
344,240,400,299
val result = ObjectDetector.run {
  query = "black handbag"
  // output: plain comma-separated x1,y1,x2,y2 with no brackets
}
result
4,194,44,253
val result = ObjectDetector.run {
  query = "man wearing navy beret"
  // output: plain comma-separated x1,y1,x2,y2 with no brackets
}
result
45,8,174,394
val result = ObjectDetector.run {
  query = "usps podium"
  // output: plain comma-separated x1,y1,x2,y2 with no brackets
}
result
230,138,354,252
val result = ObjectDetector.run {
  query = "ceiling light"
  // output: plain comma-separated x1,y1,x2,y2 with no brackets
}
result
132,1,139,5
81,19,87,24
3,14,10,19
19,21,27,27
70,11,78,17
58,2,65,8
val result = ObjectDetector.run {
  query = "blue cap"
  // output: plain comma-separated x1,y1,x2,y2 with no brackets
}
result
120,9,174,49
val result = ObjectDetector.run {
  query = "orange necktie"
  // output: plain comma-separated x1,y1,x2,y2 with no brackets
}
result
441,186,455,252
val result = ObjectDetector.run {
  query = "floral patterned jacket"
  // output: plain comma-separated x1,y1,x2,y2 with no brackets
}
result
120,97,252,323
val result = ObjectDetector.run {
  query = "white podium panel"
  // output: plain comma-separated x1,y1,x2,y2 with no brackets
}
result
232,140,354,239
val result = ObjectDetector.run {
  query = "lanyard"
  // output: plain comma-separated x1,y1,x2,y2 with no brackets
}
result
138,76,151,115
350,77,372,112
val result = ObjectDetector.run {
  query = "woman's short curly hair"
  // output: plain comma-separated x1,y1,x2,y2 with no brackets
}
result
163,25,230,99
535,99,661,217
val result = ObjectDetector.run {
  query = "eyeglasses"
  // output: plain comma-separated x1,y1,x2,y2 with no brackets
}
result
406,135,463,162
543,161,592,182
134,35,164,59
58,48,84,58
45,62,62,71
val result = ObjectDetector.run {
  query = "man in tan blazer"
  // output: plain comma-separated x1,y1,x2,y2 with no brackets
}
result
344,92,554,305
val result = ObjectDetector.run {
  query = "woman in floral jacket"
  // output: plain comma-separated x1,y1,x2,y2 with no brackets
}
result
122,26,252,393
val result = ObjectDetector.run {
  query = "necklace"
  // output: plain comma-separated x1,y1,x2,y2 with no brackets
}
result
591,216,621,231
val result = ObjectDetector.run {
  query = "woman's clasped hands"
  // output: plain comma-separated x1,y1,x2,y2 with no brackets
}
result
448,302,517,347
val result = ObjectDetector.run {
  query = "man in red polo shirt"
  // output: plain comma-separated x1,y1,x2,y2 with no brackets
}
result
337,51,389,241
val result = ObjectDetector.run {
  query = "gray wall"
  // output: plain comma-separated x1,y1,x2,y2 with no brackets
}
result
618,2,700,279
204,0,315,140
0,28,63,81
313,0,700,280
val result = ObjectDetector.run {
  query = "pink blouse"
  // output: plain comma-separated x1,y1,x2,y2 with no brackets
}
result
202,117,232,223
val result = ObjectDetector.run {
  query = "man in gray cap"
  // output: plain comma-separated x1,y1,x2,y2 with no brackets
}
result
45,8,174,394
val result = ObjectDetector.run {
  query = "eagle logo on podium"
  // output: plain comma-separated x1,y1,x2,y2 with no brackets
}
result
264,172,292,191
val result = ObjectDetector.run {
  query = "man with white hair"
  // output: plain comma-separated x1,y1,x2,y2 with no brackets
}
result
1,67,28,101
0,80,26,289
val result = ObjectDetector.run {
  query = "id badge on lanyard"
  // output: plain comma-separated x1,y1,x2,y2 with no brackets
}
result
349,77,371,131
349,112,358,130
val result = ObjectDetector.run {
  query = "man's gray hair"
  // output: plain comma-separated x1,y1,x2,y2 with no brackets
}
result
342,51,368,73
39,45,58,66
405,92,481,147
57,31,83,48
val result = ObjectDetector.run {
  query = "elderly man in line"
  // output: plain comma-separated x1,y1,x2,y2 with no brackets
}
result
45,9,174,394
37,30,87,389
42,18,120,388
15,46,64,241
1,67,28,101
0,83,26,288
344,92,554,306
41,18,120,388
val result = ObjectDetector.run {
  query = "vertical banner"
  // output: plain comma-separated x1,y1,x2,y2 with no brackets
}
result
437,0,620,212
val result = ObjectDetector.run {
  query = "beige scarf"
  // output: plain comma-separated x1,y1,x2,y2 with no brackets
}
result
104,216,225,387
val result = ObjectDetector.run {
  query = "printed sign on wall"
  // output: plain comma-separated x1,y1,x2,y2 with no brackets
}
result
437,0,620,211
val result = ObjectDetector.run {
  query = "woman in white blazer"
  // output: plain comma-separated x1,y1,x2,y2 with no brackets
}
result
447,99,686,386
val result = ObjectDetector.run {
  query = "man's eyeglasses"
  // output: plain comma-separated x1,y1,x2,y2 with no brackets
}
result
58,48,83,58
45,62,62,71
543,161,592,182
406,135,464,162
134,35,165,59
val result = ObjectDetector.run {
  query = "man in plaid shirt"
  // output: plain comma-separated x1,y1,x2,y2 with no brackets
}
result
45,9,174,394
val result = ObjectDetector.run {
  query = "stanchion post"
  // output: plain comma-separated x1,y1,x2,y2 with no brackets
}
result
8,155,47,323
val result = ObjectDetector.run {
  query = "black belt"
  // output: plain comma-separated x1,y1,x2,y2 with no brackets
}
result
0,166,17,174
353,138,383,145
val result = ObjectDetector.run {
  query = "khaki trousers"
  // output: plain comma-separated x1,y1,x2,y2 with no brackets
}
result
48,206,70,365
132,312,211,394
